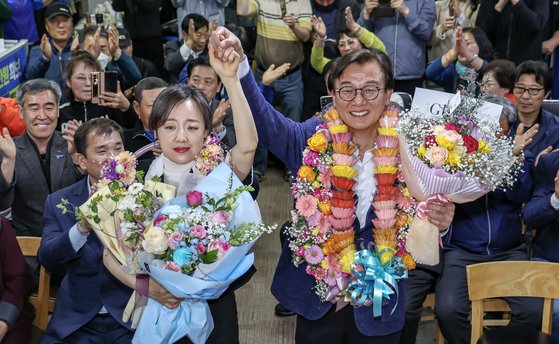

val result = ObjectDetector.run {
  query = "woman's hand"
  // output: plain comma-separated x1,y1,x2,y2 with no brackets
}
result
262,63,290,86
344,7,361,35
208,44,241,80
311,15,326,39
426,199,455,232
148,278,183,309
99,81,130,112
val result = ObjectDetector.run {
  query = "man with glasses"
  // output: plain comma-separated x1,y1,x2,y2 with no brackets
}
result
511,60,559,156
164,13,210,83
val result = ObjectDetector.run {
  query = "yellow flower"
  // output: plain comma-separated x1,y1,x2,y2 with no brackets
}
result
328,124,349,135
402,187,411,197
298,165,317,182
478,140,491,153
447,150,461,167
317,201,331,215
307,132,329,152
401,253,417,270
339,248,356,273
311,228,319,236
321,259,328,269
378,127,398,137
436,135,454,150
377,245,395,266
312,180,321,189
417,146,427,158
375,166,398,174
332,165,357,179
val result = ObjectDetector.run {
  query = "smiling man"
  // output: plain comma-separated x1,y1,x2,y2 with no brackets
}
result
0,79,82,237
511,60,559,155
24,3,77,99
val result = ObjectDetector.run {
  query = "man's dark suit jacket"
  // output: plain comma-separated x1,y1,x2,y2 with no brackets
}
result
0,132,82,236
38,177,132,341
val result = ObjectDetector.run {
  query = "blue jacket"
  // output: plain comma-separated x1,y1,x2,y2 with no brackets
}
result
522,151,559,262
443,152,534,255
24,38,73,93
510,109,559,156
38,178,132,340
4,0,38,42
240,70,405,336
358,0,436,80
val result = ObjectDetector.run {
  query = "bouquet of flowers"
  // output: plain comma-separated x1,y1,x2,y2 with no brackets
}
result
287,105,414,317
132,163,275,344
397,92,521,265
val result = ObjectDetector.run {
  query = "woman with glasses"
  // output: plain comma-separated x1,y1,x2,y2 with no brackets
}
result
209,27,455,343
58,51,134,133
310,7,385,75
425,26,493,94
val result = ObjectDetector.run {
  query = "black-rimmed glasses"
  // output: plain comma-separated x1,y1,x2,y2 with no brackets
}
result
336,85,383,102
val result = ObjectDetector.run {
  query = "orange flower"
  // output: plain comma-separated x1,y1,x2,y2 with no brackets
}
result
331,198,356,208
332,142,356,155
307,132,328,153
331,176,356,191
298,165,317,182
372,148,399,157
317,201,332,215
375,173,397,186
331,190,355,200
401,253,417,270
323,108,340,122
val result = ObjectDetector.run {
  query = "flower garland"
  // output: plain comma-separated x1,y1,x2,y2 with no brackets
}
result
287,104,416,304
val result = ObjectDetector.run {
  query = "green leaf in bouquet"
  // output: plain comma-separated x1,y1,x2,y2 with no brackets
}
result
199,249,218,264
136,170,145,183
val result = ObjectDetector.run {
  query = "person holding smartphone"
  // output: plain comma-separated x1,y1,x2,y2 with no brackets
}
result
58,51,134,133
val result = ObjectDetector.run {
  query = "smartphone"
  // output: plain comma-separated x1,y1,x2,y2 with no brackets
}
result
91,72,100,104
91,71,118,104
320,95,333,109
95,13,104,26
449,4,455,17
375,0,396,17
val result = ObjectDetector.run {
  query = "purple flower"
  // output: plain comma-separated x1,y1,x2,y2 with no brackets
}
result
304,245,324,265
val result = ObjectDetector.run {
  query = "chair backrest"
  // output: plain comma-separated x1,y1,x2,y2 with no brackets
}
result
467,261,559,344
16,237,51,331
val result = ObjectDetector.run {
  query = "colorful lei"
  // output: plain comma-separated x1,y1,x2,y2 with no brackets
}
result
287,104,416,305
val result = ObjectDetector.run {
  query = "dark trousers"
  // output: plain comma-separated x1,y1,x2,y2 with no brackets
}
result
400,266,439,344
435,245,543,344
394,78,424,97
176,289,239,344
295,306,401,344
41,314,133,344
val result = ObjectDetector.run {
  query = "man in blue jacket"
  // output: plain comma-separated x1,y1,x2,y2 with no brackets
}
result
24,3,77,99
38,118,180,342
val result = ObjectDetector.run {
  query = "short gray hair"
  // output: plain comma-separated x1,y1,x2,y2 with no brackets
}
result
482,93,517,127
16,79,62,106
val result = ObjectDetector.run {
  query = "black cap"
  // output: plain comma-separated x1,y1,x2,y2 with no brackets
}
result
44,3,72,21
118,28,131,49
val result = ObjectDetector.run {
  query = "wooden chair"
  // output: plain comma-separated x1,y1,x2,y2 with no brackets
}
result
467,261,559,344
16,237,54,331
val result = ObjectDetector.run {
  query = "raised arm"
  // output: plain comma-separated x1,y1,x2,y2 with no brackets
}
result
208,44,257,181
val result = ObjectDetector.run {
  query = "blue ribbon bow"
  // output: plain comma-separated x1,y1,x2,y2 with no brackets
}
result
348,248,408,317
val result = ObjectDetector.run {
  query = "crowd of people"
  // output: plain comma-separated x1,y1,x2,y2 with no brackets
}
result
0,0,558,343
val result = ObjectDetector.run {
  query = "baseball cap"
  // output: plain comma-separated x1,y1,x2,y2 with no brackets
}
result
44,3,72,21
118,28,132,49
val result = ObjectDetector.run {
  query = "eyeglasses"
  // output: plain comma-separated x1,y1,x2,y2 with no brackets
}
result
336,85,383,102
513,86,544,96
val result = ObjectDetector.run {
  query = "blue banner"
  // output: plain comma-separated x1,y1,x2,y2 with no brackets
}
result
0,42,27,98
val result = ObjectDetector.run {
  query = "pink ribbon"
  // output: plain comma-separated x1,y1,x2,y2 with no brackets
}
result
415,194,449,219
